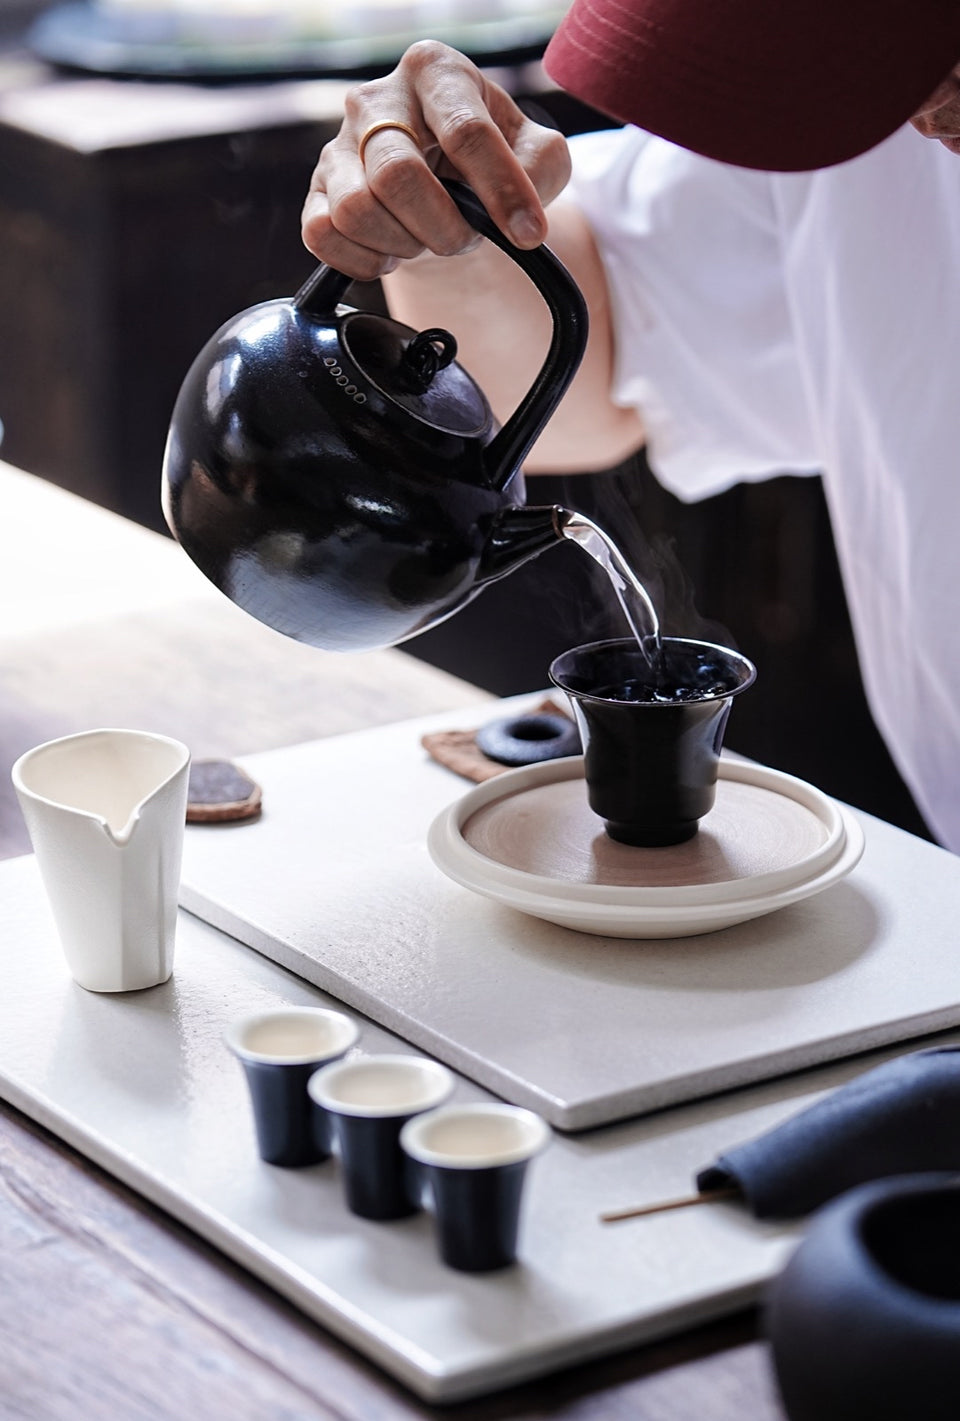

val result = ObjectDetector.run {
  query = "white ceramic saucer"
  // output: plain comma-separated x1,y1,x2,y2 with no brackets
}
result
427,757,865,938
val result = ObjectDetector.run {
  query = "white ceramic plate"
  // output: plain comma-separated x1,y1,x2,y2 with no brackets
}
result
428,758,865,938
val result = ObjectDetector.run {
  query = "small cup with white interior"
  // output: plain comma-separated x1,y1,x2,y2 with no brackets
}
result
225,1006,359,1167
308,1054,454,1220
400,1103,551,1271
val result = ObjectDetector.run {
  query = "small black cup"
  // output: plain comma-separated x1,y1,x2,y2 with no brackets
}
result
400,1104,551,1271
224,1007,359,1167
549,637,756,846
308,1054,454,1220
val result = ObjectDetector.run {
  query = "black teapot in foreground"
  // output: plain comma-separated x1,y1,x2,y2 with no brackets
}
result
161,182,589,652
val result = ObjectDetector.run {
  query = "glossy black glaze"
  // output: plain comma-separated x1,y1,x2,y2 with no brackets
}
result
549,637,756,846
239,1059,333,1168
422,1159,529,1272
767,1174,960,1421
161,181,588,652
475,711,581,766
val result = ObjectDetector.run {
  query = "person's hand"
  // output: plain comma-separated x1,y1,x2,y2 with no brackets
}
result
910,61,960,156
301,41,572,280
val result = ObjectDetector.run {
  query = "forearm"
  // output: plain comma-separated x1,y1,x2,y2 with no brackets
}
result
383,199,645,472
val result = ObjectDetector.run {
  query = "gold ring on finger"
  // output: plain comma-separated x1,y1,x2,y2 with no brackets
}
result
357,120,421,165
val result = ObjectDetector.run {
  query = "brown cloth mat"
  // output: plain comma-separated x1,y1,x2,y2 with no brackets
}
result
422,698,573,783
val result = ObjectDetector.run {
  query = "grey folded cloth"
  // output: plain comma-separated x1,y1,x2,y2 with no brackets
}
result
697,1047,960,1218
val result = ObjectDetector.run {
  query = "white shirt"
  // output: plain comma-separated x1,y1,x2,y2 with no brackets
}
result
566,124,960,853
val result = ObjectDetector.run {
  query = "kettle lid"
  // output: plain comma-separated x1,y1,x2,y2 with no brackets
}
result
341,311,491,437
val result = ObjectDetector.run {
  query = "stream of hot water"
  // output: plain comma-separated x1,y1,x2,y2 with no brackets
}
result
558,511,664,679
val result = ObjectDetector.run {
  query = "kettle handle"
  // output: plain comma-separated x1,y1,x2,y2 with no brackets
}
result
294,180,589,492
439,180,589,491
293,261,353,315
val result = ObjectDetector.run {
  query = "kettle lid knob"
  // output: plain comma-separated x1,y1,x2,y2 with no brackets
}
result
399,328,458,392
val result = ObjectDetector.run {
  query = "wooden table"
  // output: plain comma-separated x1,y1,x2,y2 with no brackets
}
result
0,459,786,1419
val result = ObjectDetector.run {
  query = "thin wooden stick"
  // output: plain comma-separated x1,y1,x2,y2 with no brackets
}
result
600,1186,741,1223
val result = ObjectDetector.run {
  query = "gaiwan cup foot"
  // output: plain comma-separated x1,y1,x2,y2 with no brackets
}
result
604,819,700,847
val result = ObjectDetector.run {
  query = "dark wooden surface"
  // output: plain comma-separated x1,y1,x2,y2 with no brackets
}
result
0,51,345,530
0,460,789,1419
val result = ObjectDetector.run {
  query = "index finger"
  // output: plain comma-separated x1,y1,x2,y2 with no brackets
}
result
382,42,570,247
429,77,571,245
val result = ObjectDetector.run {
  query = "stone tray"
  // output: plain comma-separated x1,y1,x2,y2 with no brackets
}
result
178,705,960,1130
6,848,954,1401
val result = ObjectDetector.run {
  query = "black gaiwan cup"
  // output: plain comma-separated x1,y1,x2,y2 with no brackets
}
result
549,637,756,846
767,1173,960,1421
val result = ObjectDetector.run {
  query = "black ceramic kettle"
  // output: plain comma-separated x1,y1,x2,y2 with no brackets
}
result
161,181,588,652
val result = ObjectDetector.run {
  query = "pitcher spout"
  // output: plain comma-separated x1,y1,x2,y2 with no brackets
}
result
477,504,571,585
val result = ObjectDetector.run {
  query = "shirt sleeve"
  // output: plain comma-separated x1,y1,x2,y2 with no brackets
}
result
565,127,820,501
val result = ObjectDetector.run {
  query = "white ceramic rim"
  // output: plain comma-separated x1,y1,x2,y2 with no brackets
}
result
428,757,849,909
223,1006,360,1065
307,1053,454,1117
399,1103,551,1170
11,727,191,809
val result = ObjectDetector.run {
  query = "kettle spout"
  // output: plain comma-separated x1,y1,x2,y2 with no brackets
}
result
477,504,569,585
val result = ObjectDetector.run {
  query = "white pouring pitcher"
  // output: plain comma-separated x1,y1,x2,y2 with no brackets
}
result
12,728,191,992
